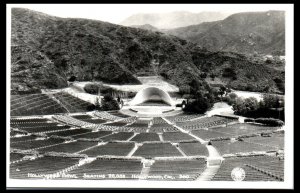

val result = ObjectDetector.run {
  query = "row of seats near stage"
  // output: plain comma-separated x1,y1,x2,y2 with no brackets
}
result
51,92,93,113
13,125,71,134
52,115,101,129
71,114,108,124
212,155,284,181
11,118,49,124
10,94,67,116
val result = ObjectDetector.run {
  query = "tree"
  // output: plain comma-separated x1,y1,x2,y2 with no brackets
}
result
68,76,76,82
95,97,101,108
182,79,216,114
232,97,259,116
100,94,120,111
261,94,283,109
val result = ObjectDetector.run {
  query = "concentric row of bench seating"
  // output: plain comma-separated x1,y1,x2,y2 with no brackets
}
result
37,141,98,154
17,125,71,134
53,115,121,131
133,143,183,157
178,142,209,156
10,130,28,137
210,123,280,136
108,111,131,118
177,116,235,131
71,114,108,124
52,115,96,128
10,135,37,143
211,140,277,156
81,142,135,157
46,128,92,138
162,132,195,142
130,133,161,142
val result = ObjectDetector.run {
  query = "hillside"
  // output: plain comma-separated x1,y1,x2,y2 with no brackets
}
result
164,11,285,55
11,8,284,94
120,11,232,29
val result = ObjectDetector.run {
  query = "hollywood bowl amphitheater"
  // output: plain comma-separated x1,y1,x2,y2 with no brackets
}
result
9,77,284,181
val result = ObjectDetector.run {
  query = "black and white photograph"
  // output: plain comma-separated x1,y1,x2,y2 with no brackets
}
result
6,3,294,189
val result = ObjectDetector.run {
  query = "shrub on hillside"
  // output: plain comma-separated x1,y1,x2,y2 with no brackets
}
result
11,89,42,95
254,118,284,127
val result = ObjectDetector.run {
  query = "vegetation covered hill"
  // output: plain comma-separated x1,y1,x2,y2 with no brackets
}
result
164,11,285,55
11,8,284,94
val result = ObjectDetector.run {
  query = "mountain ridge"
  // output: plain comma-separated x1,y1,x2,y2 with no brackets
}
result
11,8,284,95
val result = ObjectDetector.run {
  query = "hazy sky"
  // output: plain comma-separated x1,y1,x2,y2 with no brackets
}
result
7,4,287,24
